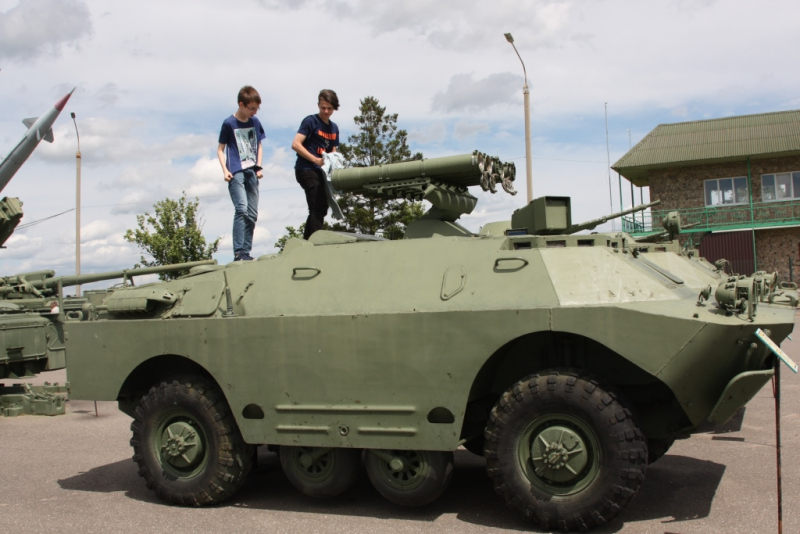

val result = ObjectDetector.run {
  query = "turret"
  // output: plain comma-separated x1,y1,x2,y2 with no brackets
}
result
509,196,661,236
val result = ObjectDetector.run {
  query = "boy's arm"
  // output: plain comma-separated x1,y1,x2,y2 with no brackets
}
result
256,142,263,179
292,133,324,167
217,143,233,182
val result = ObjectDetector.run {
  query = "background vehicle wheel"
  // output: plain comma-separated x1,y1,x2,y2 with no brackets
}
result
484,370,647,532
365,449,453,507
646,437,675,464
280,446,361,498
130,376,254,506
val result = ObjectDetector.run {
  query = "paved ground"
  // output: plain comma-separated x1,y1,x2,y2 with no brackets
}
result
2,331,800,534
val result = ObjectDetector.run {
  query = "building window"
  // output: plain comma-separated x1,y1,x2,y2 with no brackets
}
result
704,177,749,206
762,172,800,201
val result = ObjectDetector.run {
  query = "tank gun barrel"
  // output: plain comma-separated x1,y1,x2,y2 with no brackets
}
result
32,259,216,290
568,200,661,234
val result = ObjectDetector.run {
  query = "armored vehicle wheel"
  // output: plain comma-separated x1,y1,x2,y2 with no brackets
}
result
646,438,675,464
130,376,254,506
280,446,361,498
484,370,647,532
365,449,454,507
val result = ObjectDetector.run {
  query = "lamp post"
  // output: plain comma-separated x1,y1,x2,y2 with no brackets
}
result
70,112,81,297
504,33,533,204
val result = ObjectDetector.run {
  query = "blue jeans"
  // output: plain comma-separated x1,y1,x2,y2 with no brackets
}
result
228,168,259,256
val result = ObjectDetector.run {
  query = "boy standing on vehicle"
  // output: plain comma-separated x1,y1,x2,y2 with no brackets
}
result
218,85,265,261
291,89,339,240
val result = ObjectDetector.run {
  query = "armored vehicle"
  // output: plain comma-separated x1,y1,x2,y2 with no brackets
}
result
60,152,795,531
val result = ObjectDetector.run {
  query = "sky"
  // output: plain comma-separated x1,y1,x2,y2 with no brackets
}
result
1,0,798,281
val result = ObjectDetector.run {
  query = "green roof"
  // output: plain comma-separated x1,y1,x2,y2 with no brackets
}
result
612,109,800,186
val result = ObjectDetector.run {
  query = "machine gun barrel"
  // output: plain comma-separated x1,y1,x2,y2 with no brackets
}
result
568,200,661,234
33,259,216,289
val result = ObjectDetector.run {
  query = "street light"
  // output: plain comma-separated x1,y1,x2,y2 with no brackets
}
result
70,112,81,297
504,32,533,204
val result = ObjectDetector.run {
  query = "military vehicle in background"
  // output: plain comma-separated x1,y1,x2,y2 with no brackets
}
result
0,89,216,416
1,89,76,415
54,151,795,531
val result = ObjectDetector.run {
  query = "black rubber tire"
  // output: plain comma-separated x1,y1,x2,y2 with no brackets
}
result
646,438,675,464
130,376,254,506
484,370,647,532
280,446,361,498
365,449,454,507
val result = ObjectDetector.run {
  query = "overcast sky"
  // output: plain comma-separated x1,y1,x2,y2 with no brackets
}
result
1,0,798,279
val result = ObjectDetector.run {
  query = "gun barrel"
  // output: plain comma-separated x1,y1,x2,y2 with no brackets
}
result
34,259,216,289
569,200,661,233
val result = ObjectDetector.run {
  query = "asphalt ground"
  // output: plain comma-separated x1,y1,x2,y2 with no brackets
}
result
2,327,800,534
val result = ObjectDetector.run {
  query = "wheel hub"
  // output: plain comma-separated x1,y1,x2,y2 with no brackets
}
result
160,421,203,468
530,425,588,483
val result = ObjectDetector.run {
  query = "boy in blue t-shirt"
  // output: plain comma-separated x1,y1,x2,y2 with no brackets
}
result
291,89,340,240
217,85,265,261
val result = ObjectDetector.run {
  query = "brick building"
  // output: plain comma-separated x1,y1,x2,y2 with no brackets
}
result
612,110,800,281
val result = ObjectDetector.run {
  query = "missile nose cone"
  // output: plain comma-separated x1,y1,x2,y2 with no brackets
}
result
54,87,76,111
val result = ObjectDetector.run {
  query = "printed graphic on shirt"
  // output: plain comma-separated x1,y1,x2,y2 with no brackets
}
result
316,129,337,155
235,127,258,168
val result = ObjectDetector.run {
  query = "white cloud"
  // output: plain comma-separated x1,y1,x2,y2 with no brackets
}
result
453,121,490,140
408,123,447,145
432,73,523,113
0,0,92,61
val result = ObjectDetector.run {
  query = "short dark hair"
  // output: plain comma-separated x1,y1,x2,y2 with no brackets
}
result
318,89,339,110
238,86,261,106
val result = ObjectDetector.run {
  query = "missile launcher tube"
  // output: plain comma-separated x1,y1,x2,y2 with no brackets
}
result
331,152,514,192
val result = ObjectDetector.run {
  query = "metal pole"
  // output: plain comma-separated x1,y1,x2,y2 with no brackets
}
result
523,83,533,204
774,358,783,534
605,103,613,229
504,33,533,203
71,113,81,297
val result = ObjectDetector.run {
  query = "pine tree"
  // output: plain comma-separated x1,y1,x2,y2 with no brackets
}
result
335,96,424,238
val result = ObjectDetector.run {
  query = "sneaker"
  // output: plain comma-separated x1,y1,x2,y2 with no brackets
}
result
237,253,255,261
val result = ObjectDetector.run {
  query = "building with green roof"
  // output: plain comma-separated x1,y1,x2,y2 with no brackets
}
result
613,109,800,279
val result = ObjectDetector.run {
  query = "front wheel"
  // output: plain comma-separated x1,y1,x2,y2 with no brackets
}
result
484,370,647,532
130,376,254,506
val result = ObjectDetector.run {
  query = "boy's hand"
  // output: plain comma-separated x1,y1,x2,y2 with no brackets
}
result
316,156,324,167
256,169,263,179
223,170,233,182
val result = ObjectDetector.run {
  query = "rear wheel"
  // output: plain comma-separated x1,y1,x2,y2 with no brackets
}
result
484,370,647,532
365,449,453,507
130,376,254,506
280,446,361,498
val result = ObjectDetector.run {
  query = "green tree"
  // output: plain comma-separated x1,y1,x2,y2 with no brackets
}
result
273,224,304,252
336,96,424,237
124,193,220,280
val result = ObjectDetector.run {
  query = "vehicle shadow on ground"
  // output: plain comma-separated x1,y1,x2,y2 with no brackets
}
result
57,449,725,533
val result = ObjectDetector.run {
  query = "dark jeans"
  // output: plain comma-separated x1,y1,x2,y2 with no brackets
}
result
295,168,328,240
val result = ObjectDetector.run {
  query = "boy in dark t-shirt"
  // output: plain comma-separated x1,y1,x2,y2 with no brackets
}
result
217,85,265,261
291,89,340,240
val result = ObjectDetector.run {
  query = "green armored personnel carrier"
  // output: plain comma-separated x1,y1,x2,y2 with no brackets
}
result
59,152,795,531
